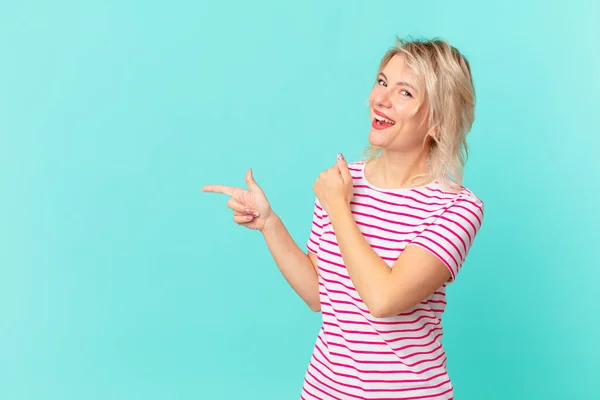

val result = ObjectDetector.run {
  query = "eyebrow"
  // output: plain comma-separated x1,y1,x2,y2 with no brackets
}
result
379,72,419,94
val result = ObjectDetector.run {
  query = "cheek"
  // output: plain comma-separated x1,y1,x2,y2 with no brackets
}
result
390,100,410,115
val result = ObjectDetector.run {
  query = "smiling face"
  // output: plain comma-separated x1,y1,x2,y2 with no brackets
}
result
368,54,432,152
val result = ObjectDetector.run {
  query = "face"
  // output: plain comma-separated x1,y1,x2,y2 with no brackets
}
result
368,54,431,152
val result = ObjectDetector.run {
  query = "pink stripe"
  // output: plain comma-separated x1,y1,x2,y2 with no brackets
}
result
317,264,350,282
323,236,410,252
350,201,428,222
321,287,362,304
399,343,444,360
456,197,484,215
409,387,454,400
352,210,425,229
411,188,456,201
379,322,442,335
324,339,396,355
362,230,413,245
307,369,364,399
320,304,440,326
353,185,450,207
308,363,452,397
314,341,448,375
323,312,441,334
326,339,444,361
323,327,444,354
304,377,341,400
351,203,475,252
316,256,347,271
319,240,399,262
351,197,478,251
355,221,421,236
393,333,444,353
353,192,435,212
324,330,392,346
325,340,443,364
325,317,443,344
447,206,479,234
325,290,443,317
318,271,355,292
327,343,443,364
435,215,471,249
312,363,452,397
310,354,448,391
427,186,461,196
313,347,448,384
426,299,447,305
323,292,443,323
321,285,445,314
323,321,379,336
413,234,460,269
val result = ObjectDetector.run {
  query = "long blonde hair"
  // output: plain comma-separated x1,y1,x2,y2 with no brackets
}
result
362,36,476,191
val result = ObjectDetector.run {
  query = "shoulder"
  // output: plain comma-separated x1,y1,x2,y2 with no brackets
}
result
444,184,485,227
457,185,484,213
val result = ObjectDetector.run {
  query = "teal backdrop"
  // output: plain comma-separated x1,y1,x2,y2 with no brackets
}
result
1,1,598,399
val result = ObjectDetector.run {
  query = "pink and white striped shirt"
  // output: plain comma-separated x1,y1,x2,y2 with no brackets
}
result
301,160,484,400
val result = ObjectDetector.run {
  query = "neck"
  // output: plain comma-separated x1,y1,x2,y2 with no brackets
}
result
367,148,431,189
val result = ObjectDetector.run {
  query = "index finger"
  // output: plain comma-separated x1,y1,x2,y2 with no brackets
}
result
202,185,235,196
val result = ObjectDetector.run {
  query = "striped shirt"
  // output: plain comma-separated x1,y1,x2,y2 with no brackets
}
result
301,160,484,400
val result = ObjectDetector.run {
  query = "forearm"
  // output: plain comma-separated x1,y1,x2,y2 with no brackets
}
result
261,213,321,311
329,204,392,316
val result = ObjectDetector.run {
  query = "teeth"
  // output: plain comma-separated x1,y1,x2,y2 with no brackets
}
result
374,115,395,125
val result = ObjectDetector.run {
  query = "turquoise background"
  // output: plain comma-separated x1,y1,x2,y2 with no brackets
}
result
1,0,598,399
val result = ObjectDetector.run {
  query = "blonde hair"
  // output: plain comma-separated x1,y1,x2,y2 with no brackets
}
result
362,36,476,192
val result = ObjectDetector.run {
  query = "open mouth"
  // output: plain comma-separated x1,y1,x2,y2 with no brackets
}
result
372,113,396,130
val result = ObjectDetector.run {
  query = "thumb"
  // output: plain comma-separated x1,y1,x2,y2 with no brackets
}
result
336,153,352,183
245,168,263,192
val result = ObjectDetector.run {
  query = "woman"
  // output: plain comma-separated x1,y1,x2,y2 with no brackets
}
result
203,37,484,400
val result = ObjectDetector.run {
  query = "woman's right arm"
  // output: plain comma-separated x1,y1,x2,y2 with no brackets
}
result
261,213,321,312
202,168,320,311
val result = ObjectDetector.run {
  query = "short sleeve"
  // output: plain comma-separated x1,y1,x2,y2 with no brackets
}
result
409,197,484,282
306,198,325,255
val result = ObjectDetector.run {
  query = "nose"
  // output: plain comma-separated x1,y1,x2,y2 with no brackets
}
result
374,87,393,108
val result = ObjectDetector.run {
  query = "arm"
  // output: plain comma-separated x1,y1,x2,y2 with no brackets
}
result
328,205,448,317
202,169,320,312
261,213,321,312
310,155,483,318
329,199,482,318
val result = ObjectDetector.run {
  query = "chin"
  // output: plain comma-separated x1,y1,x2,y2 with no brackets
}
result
368,127,395,148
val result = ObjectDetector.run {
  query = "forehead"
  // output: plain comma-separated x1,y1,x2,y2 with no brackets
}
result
381,54,420,85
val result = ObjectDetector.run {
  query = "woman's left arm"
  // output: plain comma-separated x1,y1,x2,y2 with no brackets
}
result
314,155,483,319
328,205,451,318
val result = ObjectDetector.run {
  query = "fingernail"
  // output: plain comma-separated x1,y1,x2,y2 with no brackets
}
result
253,211,260,217
245,209,251,214
247,216,253,221
337,153,344,160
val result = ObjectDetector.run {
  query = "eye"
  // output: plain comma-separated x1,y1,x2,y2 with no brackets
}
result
377,78,387,87
400,90,413,98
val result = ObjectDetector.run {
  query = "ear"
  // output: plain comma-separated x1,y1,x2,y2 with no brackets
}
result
428,126,440,142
